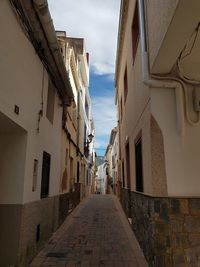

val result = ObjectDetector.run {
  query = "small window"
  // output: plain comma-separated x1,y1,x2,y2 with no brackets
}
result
125,142,131,189
132,1,140,64
36,224,40,243
135,137,144,192
120,97,123,121
124,66,128,103
32,159,38,192
122,160,125,188
70,157,74,189
86,170,89,185
85,98,89,118
41,151,51,198
72,104,77,127
46,79,55,123
77,162,80,183
65,149,68,166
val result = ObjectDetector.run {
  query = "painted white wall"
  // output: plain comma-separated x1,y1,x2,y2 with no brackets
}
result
0,0,63,204
151,88,200,196
111,130,119,185
96,164,106,194
0,131,27,204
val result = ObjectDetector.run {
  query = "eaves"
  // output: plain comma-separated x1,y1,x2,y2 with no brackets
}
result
10,0,74,105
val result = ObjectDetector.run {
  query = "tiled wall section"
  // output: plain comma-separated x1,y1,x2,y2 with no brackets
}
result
121,189,200,267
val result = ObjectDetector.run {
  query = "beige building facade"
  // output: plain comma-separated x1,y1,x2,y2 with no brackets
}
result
116,0,200,266
56,34,95,199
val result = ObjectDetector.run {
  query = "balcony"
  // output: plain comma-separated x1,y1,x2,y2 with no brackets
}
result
151,0,200,77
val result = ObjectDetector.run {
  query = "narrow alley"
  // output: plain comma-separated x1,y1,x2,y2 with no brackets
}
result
30,195,148,267
1,0,200,266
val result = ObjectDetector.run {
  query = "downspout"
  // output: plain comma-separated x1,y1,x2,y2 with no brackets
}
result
138,0,191,134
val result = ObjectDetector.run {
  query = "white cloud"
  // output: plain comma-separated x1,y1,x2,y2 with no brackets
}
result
48,1,119,154
94,140,108,149
92,96,117,139
48,0,120,75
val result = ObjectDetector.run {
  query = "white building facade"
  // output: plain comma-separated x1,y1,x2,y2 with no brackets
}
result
96,164,107,195
0,0,74,265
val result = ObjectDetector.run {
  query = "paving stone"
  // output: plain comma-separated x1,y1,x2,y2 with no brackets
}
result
30,256,45,266
170,219,183,233
155,221,170,235
173,249,187,266
170,199,181,214
189,199,200,215
189,234,200,247
185,216,200,232
30,195,147,267
172,233,189,248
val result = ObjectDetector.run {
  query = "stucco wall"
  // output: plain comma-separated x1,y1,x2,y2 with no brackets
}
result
151,87,200,196
0,131,27,204
0,0,63,204
146,0,179,69
117,0,200,197
97,164,106,194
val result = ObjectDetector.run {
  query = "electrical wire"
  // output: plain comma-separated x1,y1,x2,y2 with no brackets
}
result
180,23,200,60
177,23,200,85
152,74,200,126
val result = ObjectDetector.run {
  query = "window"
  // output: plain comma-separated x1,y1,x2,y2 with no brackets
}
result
65,149,68,166
84,124,87,143
125,142,131,189
46,79,55,123
120,97,123,121
122,160,125,188
135,137,143,192
124,66,128,103
83,165,86,183
86,170,89,185
85,97,89,118
72,103,77,127
70,157,74,189
118,163,121,184
40,151,51,198
132,1,140,64
36,224,40,243
32,159,38,192
77,162,80,183
112,155,115,167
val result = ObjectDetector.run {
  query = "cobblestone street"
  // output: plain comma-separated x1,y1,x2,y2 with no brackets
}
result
30,195,148,267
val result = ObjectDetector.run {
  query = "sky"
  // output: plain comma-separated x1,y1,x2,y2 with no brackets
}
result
48,0,121,156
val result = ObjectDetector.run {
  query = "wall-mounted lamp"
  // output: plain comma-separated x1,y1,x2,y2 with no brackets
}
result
84,134,94,157
88,133,94,143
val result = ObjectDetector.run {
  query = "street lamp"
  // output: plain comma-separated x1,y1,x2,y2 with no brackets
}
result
87,133,94,143
84,133,94,157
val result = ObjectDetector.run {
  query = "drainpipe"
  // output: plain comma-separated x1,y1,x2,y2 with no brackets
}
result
138,0,196,132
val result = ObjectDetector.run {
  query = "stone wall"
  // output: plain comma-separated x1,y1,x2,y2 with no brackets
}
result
20,186,81,266
121,189,200,267
59,183,81,226
0,205,22,267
